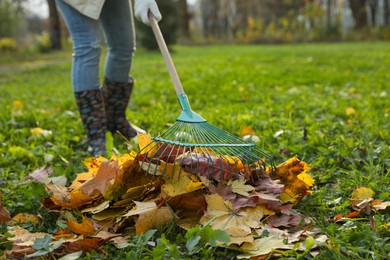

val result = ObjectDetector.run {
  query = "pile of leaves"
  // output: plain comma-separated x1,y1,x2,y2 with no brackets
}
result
1,134,326,259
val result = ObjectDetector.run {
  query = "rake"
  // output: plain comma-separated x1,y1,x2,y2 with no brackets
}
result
134,14,274,180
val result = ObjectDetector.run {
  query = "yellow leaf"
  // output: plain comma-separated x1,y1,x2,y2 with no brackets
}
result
11,213,39,225
122,201,157,217
272,156,314,203
69,171,97,190
30,127,43,136
67,216,96,236
240,126,256,137
351,187,375,199
229,179,255,197
163,176,203,197
138,133,158,156
237,236,291,258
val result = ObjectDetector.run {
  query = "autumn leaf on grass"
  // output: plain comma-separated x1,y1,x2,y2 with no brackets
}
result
123,201,175,235
0,191,11,223
200,194,271,238
67,216,97,236
235,236,291,258
163,175,204,197
271,156,314,203
349,187,375,214
7,226,50,247
47,184,94,209
10,213,39,225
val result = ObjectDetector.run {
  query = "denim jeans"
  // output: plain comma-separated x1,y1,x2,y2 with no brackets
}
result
55,0,135,92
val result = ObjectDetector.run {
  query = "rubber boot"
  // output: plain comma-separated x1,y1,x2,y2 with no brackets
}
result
101,77,137,140
74,89,107,157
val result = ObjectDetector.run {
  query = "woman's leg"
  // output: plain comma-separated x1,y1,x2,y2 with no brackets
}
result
100,0,137,139
55,0,107,156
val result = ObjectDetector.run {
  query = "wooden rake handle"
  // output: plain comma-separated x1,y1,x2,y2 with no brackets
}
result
148,12,185,96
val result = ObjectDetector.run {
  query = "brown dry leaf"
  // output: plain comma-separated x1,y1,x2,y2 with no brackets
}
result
200,194,271,237
4,245,35,259
0,191,11,223
54,238,104,256
26,166,53,182
351,187,375,199
229,179,255,197
50,188,94,209
67,216,97,236
69,171,97,190
271,156,314,203
135,206,175,235
349,198,373,214
7,226,50,247
80,160,120,198
11,213,39,225
372,201,390,211
81,200,110,214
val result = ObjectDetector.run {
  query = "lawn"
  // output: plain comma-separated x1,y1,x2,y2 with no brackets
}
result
0,42,389,259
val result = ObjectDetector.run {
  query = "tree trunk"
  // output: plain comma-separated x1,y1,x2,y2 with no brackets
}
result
47,0,62,50
368,0,378,27
179,0,191,40
385,0,390,25
348,0,368,30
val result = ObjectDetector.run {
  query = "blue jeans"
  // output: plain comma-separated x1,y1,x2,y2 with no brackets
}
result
55,0,135,92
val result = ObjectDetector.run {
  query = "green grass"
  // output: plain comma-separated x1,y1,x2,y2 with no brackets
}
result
1,42,389,258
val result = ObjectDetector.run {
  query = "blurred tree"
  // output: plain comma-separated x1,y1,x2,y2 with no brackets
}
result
0,0,23,37
136,0,178,50
348,0,368,30
368,0,378,26
179,0,191,40
47,0,62,50
384,0,389,25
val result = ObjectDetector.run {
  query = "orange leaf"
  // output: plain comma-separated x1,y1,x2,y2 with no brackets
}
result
0,191,11,223
240,126,256,137
345,211,360,218
138,133,158,156
80,160,120,198
67,216,97,236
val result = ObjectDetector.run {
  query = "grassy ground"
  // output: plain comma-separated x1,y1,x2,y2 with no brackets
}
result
0,42,389,259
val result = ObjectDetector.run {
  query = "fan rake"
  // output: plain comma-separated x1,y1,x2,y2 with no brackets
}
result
132,14,274,181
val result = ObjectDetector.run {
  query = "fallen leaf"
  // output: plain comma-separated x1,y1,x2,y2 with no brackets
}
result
135,206,175,235
11,213,39,225
351,187,375,199
7,226,50,247
236,236,291,258
0,191,11,223
372,201,390,211
229,179,255,197
200,194,271,237
163,175,203,197
67,216,97,236
26,167,53,182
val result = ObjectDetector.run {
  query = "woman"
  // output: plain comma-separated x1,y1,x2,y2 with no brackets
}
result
55,0,162,156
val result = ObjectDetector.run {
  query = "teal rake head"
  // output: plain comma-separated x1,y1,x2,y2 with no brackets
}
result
134,94,275,181
132,13,275,181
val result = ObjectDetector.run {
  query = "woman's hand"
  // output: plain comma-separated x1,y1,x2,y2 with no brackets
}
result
134,0,162,25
